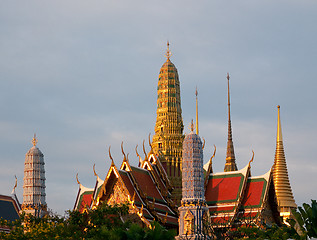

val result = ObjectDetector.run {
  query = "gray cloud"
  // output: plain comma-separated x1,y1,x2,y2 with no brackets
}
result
0,0,316,214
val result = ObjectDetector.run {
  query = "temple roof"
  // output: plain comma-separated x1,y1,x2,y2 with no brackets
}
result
26,146,44,156
206,164,280,226
74,183,94,212
0,194,20,222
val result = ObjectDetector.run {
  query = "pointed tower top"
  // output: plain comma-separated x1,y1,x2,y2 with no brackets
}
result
195,87,199,135
277,105,283,142
224,72,237,172
273,105,297,215
190,119,195,132
165,41,172,60
31,133,38,146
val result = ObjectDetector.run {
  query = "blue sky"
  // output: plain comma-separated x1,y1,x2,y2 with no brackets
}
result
0,0,316,215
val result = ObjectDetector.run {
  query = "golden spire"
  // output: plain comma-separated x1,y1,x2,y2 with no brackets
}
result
224,73,237,172
195,87,199,135
31,133,38,146
165,41,172,60
152,43,184,203
277,105,283,142
273,105,297,217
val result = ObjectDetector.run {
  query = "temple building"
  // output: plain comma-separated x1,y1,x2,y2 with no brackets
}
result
152,42,184,203
74,43,296,232
21,135,47,217
0,178,21,232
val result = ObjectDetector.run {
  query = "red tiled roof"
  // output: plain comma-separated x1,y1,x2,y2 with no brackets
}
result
118,170,142,204
205,165,249,204
78,191,93,212
241,180,266,208
206,175,244,204
130,166,164,202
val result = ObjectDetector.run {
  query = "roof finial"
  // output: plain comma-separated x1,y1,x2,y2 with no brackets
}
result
195,87,199,135
165,41,172,60
121,142,127,162
142,140,148,161
32,133,38,146
108,146,115,166
12,175,17,194
93,164,98,177
76,173,81,185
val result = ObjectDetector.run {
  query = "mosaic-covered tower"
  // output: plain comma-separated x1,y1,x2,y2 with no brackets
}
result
22,134,47,217
152,42,184,202
272,106,296,221
178,122,209,239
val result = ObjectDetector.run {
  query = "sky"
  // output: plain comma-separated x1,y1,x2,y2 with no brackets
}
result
0,0,316,215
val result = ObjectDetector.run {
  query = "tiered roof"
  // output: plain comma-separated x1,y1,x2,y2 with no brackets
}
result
74,176,94,212
74,147,178,229
205,161,280,227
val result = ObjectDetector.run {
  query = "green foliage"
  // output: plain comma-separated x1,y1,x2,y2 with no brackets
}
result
234,224,301,240
289,199,317,239
0,204,176,240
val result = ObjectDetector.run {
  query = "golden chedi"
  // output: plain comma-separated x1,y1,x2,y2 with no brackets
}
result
152,42,184,203
272,105,297,221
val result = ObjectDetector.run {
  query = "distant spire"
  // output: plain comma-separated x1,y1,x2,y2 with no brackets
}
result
32,133,38,146
165,41,172,60
195,87,199,135
273,105,297,218
224,73,238,172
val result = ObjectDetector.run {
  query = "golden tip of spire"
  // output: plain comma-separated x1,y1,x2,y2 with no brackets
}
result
227,72,230,81
165,41,172,60
31,133,38,146
195,86,198,97
277,105,280,109
190,119,194,132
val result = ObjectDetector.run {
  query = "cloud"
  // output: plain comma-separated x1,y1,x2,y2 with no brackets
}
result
0,0,316,214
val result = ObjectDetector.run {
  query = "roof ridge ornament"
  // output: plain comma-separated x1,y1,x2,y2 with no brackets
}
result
121,142,127,162
32,133,38,146
12,175,17,194
165,41,172,60
76,173,81,185
248,150,255,166
135,145,140,158
148,133,154,154
93,164,98,177
142,140,148,161
108,146,115,166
